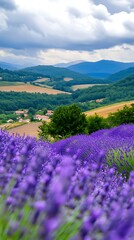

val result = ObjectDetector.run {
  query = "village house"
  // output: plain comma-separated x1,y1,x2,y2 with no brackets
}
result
95,99,104,103
15,110,28,115
15,110,28,117
34,115,49,121
18,118,30,123
46,110,53,116
7,119,14,123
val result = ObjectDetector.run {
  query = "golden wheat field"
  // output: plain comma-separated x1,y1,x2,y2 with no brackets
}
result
7,122,42,138
0,84,70,95
85,101,134,118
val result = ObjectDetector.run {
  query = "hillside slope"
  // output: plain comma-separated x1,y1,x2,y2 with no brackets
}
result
73,75,134,104
22,65,93,80
107,67,134,82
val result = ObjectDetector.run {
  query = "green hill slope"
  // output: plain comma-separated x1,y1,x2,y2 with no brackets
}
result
73,75,134,104
107,67,134,82
0,68,44,82
22,65,92,80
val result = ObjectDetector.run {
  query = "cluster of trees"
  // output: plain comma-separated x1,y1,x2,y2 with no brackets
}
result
0,92,72,112
39,104,87,140
73,75,134,104
108,104,134,126
39,104,134,140
0,68,44,82
0,113,18,124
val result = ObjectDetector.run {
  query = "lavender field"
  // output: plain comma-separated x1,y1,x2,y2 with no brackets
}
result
0,124,134,240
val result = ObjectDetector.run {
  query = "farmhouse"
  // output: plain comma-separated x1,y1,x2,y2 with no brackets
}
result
34,115,49,121
15,110,28,116
7,119,14,123
46,110,53,116
96,99,104,103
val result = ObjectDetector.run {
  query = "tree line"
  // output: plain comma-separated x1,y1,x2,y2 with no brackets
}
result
39,103,134,141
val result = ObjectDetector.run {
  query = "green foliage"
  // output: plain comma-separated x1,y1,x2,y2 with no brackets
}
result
39,103,134,141
0,92,72,111
73,75,134,104
86,114,110,134
0,196,39,240
28,107,36,115
39,104,87,140
0,67,44,82
0,113,17,124
108,104,134,126
55,214,81,240
106,148,134,179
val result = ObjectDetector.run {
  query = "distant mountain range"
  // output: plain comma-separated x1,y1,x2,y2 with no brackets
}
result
1,60,134,86
67,60,134,79
0,62,36,70
0,62,22,70
22,65,93,81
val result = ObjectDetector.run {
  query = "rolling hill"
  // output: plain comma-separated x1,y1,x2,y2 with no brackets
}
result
107,67,134,82
22,65,93,80
73,75,134,104
67,60,134,79
0,68,44,82
22,65,107,91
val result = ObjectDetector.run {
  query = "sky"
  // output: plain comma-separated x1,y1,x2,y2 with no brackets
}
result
0,0,134,65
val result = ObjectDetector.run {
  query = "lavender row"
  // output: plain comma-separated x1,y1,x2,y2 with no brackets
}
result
0,124,134,239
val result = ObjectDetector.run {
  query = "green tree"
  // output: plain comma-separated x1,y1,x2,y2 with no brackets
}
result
39,104,87,140
28,107,36,115
86,114,109,134
108,104,134,126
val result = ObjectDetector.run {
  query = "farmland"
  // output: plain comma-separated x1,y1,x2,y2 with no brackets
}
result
64,77,73,81
0,81,24,86
7,122,42,138
0,84,70,95
33,78,50,83
85,100,134,118
71,83,106,91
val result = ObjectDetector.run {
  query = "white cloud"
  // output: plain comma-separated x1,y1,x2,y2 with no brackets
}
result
37,44,134,64
0,0,134,64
